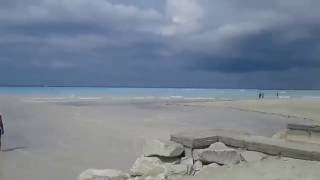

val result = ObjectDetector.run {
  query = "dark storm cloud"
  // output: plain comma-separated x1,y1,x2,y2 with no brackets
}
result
0,0,320,88
190,25,320,73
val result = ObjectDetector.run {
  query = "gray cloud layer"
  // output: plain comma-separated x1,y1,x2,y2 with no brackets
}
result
0,0,320,88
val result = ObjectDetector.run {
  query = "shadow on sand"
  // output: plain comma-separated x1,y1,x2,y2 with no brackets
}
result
1,146,27,152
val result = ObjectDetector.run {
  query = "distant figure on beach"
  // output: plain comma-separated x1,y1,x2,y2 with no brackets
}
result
258,92,262,99
276,91,279,98
0,114,4,151
262,92,265,99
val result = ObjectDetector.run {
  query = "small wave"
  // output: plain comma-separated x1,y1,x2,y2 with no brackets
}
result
301,96,320,99
169,96,183,99
279,96,291,99
77,97,103,100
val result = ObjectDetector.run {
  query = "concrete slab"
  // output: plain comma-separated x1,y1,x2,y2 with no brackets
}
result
170,129,320,161
170,129,249,148
287,123,320,132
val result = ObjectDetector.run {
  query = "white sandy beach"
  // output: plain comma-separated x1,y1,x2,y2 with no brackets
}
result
0,96,317,180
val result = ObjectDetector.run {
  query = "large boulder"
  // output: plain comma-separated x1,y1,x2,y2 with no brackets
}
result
198,142,241,165
143,139,184,157
79,169,129,180
130,156,188,177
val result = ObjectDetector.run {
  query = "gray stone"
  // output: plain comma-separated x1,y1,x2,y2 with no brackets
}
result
171,129,320,161
193,161,203,171
184,147,193,158
180,157,194,175
79,169,129,180
180,157,193,166
130,156,188,178
240,151,268,162
143,139,184,157
202,162,220,170
171,129,248,148
195,163,219,175
192,149,202,161
130,156,166,177
206,163,220,168
163,164,188,176
198,142,241,165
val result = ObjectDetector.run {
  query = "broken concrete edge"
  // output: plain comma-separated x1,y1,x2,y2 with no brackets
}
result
170,129,320,161
287,123,320,133
170,129,250,149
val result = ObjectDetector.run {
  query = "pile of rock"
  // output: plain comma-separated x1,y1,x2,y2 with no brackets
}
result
79,139,268,180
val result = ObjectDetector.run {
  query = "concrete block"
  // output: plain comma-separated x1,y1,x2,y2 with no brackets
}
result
171,129,320,161
287,123,320,132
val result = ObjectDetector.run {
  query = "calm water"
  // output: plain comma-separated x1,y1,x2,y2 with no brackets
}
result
0,87,320,100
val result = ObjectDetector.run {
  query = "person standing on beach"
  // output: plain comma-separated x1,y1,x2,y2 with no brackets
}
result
0,114,4,151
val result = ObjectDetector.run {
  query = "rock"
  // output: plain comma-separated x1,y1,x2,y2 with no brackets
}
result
201,163,220,171
184,147,193,158
171,129,320,161
198,142,241,165
180,157,193,166
193,161,203,171
163,164,188,176
143,139,184,157
192,149,202,161
180,157,194,175
195,163,219,175
130,156,188,177
79,169,129,180
205,163,220,168
130,156,166,177
240,151,268,162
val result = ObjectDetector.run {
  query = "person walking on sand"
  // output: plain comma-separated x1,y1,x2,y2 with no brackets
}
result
0,114,4,151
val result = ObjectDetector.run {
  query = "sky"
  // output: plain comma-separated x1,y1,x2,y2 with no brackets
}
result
0,0,320,89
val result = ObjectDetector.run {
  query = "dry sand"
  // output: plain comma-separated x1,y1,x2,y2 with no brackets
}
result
0,96,316,180
212,99,320,122
183,157,320,180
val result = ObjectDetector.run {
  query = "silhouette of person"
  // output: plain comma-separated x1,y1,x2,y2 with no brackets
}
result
0,114,4,151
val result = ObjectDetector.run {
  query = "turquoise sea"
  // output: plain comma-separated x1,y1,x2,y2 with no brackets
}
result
0,87,320,100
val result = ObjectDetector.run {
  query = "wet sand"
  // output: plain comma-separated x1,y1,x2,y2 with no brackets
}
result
0,96,315,180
